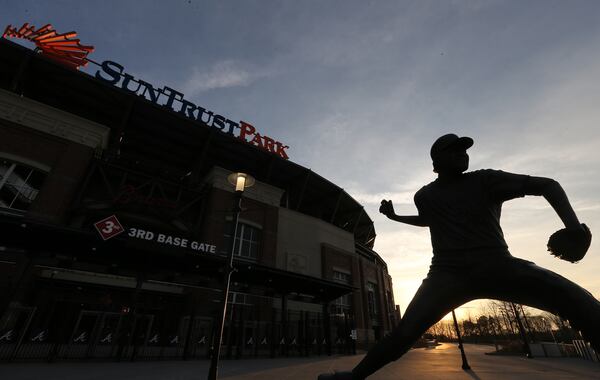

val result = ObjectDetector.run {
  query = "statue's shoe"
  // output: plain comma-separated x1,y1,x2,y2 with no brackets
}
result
317,371,354,380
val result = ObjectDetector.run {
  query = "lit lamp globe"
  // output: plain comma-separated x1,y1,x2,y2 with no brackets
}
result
227,172,255,193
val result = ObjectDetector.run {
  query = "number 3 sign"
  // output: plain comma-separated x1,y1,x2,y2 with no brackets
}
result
94,215,125,240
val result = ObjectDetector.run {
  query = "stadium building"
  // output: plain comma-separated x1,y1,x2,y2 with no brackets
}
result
0,32,400,362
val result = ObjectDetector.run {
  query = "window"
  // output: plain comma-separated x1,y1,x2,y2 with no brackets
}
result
332,293,352,316
332,270,351,284
223,221,261,259
331,271,352,315
228,291,251,305
0,158,47,214
387,291,394,311
367,282,378,317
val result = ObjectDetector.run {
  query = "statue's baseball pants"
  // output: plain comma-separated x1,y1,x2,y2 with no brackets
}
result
352,251,600,379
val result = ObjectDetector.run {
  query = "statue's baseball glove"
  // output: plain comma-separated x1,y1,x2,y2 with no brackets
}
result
547,224,592,263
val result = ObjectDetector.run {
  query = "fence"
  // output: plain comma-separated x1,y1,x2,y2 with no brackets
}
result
572,340,599,362
0,305,355,362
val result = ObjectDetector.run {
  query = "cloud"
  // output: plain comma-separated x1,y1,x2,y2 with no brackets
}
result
345,190,415,205
181,60,267,96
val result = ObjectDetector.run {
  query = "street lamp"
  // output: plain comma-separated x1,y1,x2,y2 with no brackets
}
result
451,309,470,370
207,172,254,380
510,303,533,358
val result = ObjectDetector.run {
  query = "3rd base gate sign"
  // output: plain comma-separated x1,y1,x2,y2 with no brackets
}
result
94,215,124,240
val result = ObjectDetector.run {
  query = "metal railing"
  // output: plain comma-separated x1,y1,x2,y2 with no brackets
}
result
0,305,355,362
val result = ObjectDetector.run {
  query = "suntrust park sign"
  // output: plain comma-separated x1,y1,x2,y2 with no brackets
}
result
95,61,290,159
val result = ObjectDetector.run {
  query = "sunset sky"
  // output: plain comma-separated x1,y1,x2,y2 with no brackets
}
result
3,0,600,319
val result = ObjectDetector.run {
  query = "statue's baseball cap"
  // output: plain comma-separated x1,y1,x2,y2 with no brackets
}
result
430,134,474,160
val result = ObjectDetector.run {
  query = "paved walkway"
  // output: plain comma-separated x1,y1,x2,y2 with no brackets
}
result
2,343,599,379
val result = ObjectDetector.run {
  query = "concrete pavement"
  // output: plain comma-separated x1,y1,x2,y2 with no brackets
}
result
1,343,599,379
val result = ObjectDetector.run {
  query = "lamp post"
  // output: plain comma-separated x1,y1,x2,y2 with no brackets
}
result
451,309,470,370
510,302,533,358
207,172,254,380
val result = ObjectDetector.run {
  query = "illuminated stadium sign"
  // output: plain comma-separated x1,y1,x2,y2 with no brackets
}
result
2,22,290,159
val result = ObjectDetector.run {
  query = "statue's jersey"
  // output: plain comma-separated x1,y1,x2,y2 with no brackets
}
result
415,169,530,254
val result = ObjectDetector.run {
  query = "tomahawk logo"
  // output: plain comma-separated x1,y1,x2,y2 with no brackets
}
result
73,331,88,343
30,330,47,342
2,23,94,70
0,330,14,342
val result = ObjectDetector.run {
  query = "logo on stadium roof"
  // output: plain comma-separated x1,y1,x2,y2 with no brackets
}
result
3,23,94,70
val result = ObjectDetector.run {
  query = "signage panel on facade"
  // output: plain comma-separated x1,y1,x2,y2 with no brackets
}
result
94,215,124,240
127,227,216,254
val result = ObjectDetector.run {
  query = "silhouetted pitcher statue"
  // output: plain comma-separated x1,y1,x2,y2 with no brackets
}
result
318,134,598,380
